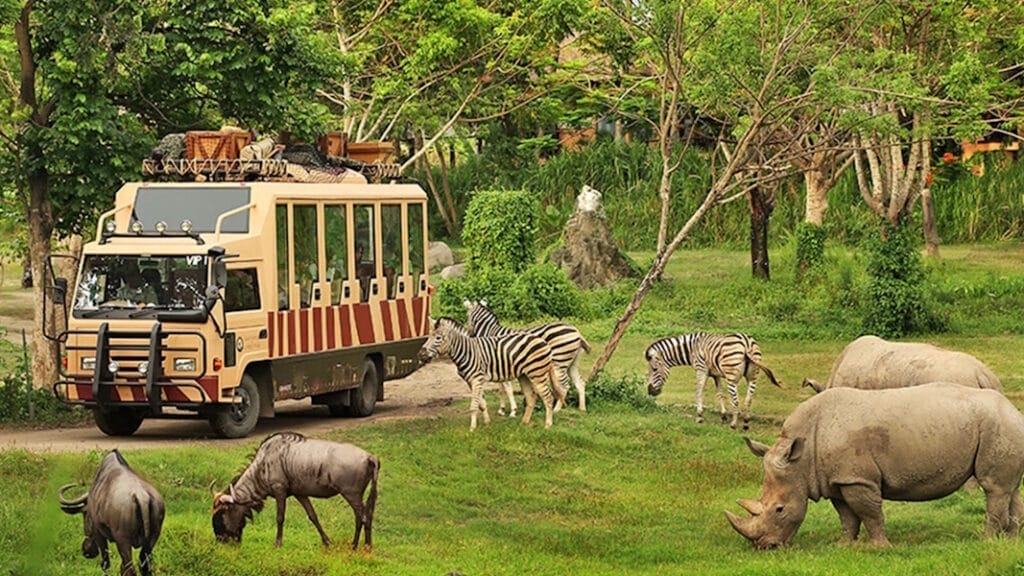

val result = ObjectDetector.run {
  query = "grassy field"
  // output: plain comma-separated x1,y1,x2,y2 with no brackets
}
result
2,243,1024,575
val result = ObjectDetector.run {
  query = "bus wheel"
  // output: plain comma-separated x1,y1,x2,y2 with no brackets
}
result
93,408,144,437
349,359,379,418
209,374,260,438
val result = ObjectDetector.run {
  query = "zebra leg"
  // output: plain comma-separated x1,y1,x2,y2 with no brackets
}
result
537,370,556,429
520,376,538,425
479,386,491,426
742,377,758,430
695,370,709,424
569,354,586,411
498,381,517,417
552,366,569,413
713,376,727,423
469,377,486,430
726,380,741,429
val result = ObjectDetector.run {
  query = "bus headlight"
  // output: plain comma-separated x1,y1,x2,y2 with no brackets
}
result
155,221,167,234
81,357,96,371
174,358,196,372
131,221,144,234
137,361,149,376
104,220,116,234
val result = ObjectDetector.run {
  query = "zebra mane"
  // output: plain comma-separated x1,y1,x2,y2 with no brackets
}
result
435,316,468,332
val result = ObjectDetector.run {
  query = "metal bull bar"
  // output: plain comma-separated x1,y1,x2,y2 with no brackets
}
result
54,322,210,413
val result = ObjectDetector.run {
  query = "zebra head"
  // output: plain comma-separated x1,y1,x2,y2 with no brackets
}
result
463,299,494,336
646,348,669,396
418,317,463,363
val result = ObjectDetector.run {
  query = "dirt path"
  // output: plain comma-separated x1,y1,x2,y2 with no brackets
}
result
0,288,34,345
0,360,479,453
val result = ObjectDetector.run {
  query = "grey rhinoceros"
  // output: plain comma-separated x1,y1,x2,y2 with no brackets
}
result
726,383,1024,549
803,335,1002,393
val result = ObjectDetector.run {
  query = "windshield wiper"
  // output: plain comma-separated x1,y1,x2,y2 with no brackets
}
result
128,308,162,318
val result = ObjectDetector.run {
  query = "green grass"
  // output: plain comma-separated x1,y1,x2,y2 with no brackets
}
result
4,243,1024,574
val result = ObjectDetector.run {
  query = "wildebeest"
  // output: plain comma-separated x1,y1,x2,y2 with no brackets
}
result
802,335,1002,393
57,450,165,576
212,432,379,549
726,383,1024,549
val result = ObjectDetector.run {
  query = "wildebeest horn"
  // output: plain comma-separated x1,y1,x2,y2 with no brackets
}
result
209,480,218,497
57,483,88,513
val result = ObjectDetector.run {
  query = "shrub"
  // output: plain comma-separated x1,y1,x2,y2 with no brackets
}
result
585,372,659,412
0,340,87,426
434,267,539,323
516,263,582,319
462,189,538,273
862,223,947,337
795,222,826,282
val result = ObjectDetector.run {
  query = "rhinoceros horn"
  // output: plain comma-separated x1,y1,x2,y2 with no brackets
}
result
725,509,763,542
737,498,763,516
57,483,89,514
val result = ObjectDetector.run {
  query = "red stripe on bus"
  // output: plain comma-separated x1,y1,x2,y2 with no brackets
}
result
340,305,353,347
326,305,337,349
300,309,310,353
163,385,189,403
288,310,297,355
313,307,323,351
75,384,92,400
396,299,412,339
412,297,424,337
379,301,394,341
353,303,375,344
267,312,275,358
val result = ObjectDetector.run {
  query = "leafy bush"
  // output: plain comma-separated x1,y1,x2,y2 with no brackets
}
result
462,189,538,273
585,372,658,412
862,223,947,337
517,263,582,319
795,222,826,282
0,339,87,426
435,267,539,322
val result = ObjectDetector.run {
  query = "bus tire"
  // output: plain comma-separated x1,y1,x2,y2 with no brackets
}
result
349,359,379,418
93,407,144,437
209,374,260,438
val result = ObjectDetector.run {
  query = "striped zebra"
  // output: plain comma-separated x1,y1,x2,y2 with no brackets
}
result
418,317,563,430
464,299,591,415
645,332,781,430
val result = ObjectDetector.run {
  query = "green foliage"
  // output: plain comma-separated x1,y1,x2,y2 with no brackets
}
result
0,339,87,426
794,222,826,282
462,189,538,273
517,263,582,319
863,223,946,338
584,372,658,412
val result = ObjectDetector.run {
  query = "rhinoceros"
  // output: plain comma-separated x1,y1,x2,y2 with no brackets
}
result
726,383,1024,549
802,335,1002,393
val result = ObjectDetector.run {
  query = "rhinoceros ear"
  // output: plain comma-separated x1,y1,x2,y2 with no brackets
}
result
744,437,771,458
776,436,805,465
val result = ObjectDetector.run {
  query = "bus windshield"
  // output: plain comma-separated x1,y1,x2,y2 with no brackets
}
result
74,255,208,316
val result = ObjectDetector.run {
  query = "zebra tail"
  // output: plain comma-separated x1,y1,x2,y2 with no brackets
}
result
579,337,592,354
550,364,565,405
746,353,782,388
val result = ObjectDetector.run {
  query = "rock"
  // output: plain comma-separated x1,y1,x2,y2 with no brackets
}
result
440,263,466,280
548,185,636,289
428,241,455,272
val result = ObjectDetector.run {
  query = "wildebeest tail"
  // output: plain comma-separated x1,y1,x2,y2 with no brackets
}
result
746,353,782,388
365,455,380,522
133,494,150,548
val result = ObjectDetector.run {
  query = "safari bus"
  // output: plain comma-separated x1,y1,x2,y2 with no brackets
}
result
46,146,431,438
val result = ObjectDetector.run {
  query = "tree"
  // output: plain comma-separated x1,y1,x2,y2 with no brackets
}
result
587,0,849,378
1,0,342,390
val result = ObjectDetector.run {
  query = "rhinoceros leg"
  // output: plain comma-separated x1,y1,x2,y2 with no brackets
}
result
837,484,890,547
830,498,862,544
979,486,1021,537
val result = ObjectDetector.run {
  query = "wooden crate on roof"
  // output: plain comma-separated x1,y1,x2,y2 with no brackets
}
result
185,130,253,160
319,131,348,157
347,141,395,163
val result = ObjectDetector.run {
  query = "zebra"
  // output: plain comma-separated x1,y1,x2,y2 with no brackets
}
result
418,317,564,430
464,299,591,416
645,332,781,430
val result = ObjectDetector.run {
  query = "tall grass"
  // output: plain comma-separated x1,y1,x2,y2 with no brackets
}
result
426,140,1024,250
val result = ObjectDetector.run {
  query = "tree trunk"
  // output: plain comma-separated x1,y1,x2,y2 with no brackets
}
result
27,169,57,390
921,186,940,257
416,135,454,237
804,169,828,225
436,141,459,234
749,185,773,280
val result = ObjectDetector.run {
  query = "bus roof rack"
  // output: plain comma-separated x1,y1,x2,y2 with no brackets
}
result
141,157,403,183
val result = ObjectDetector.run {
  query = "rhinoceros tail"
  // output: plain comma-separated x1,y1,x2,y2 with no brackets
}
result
746,353,782,388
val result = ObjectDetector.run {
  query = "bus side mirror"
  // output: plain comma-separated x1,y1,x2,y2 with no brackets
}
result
53,277,68,302
212,259,227,290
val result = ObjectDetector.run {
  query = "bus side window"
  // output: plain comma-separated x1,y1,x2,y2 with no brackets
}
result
381,204,401,299
324,204,348,305
355,204,376,302
408,202,425,295
225,269,261,312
